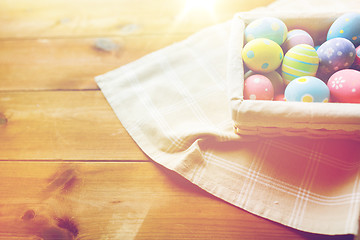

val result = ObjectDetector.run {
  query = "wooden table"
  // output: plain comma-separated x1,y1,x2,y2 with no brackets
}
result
0,1,355,239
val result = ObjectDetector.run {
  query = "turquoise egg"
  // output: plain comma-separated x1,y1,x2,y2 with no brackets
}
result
327,12,360,47
245,17,288,45
284,76,330,102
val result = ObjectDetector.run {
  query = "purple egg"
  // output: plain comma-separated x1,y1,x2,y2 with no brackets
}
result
317,37,356,77
282,29,314,54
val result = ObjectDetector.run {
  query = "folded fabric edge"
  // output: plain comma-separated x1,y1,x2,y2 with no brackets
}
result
94,19,236,165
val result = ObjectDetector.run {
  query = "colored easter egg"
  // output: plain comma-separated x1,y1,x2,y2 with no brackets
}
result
244,74,274,100
274,94,285,101
244,70,285,95
245,17,288,45
284,76,330,102
242,38,284,73
327,69,360,103
281,44,319,84
282,29,315,54
327,12,360,47
352,45,360,70
317,38,356,77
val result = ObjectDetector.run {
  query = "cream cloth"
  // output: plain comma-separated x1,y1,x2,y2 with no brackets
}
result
96,0,360,235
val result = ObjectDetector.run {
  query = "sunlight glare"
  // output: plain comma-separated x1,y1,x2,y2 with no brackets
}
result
183,0,216,12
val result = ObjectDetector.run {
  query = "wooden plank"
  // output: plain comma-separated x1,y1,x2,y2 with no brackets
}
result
0,161,353,240
0,91,147,161
0,0,275,39
0,36,186,91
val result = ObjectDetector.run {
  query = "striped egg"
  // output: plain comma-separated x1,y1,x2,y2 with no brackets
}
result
282,29,314,54
281,44,319,84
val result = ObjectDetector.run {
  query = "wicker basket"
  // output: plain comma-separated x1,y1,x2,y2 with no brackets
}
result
227,12,360,140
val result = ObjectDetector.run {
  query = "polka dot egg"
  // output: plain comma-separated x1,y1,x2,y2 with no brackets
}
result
245,70,285,96
242,38,284,73
281,44,319,84
282,29,314,54
244,74,274,100
317,38,356,77
327,12,360,47
327,69,360,103
284,76,329,102
245,17,287,45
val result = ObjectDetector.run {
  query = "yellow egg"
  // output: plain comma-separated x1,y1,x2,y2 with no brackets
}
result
281,44,319,84
242,38,284,73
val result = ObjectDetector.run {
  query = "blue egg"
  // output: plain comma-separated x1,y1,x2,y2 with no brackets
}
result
327,12,360,47
245,17,288,45
284,76,330,102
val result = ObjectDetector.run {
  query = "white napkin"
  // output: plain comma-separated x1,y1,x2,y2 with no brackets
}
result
96,0,360,235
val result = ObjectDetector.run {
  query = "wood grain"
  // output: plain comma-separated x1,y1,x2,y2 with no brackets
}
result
0,36,187,91
1,0,357,239
0,0,274,39
0,162,353,240
0,91,147,161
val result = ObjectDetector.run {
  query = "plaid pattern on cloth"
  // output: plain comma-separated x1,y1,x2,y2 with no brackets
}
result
96,0,360,235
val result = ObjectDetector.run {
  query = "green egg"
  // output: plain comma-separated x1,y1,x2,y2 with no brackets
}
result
281,44,319,84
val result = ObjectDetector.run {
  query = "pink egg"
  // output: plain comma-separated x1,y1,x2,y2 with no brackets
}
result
274,94,285,101
244,70,285,96
244,74,274,100
352,45,360,70
327,69,360,103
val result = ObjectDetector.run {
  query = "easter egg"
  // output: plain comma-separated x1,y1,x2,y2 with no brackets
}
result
317,38,356,77
284,76,330,102
244,74,274,100
281,44,319,84
352,45,360,70
244,70,285,95
282,29,314,54
245,17,288,45
274,94,285,101
327,69,360,103
242,38,284,73
327,12,360,47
